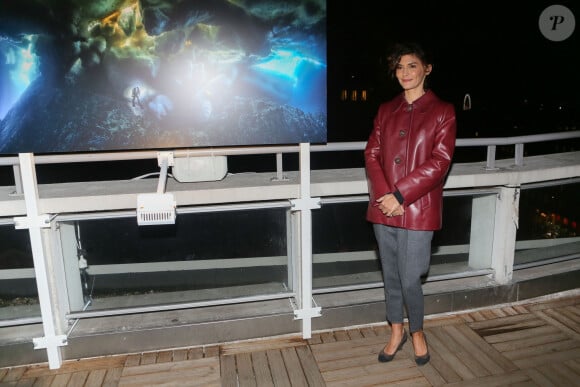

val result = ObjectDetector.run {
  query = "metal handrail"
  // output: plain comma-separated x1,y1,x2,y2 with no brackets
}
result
0,131,578,177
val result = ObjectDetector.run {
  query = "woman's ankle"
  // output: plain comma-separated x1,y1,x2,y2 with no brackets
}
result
391,323,404,335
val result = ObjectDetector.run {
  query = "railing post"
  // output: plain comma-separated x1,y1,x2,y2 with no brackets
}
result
290,143,321,338
15,153,67,369
514,143,524,166
491,186,520,284
272,153,288,182
486,145,497,170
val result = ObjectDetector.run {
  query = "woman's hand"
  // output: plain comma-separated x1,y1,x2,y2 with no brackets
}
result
375,194,405,217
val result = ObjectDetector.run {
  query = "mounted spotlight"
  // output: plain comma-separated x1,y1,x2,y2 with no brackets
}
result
137,152,176,226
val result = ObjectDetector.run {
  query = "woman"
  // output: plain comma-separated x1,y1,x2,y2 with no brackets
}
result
364,42,456,365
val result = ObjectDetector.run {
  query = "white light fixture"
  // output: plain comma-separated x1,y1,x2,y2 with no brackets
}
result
137,152,176,226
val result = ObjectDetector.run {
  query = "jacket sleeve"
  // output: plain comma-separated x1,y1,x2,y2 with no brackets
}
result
395,103,457,205
364,106,391,203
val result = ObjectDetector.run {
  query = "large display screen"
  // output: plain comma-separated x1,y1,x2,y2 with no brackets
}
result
0,0,327,154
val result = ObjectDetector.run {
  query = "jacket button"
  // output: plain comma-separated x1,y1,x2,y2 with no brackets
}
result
405,105,412,112
399,130,406,137
394,157,402,164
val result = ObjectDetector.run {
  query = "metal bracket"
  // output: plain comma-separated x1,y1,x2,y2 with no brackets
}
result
137,151,177,226
157,151,174,167
290,197,321,212
33,335,68,350
294,306,322,320
292,297,322,320
14,214,51,229
271,175,290,182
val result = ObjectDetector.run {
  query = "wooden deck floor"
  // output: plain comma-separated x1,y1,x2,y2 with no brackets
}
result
1,293,579,386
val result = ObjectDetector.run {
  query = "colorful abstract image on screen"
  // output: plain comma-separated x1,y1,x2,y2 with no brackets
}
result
0,0,327,154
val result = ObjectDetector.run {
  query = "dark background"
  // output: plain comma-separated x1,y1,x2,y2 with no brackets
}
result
330,2,579,92
327,0,579,141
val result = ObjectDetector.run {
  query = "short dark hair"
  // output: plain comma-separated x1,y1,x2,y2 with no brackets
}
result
386,42,432,78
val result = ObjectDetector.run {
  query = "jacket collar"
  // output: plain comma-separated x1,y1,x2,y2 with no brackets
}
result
392,89,435,113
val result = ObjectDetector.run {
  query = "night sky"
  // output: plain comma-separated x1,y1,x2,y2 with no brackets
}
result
329,1,578,98
327,1,579,140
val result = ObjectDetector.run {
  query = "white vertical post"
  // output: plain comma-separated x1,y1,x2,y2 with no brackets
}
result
299,143,314,337
17,153,66,369
486,145,497,170
290,143,321,338
272,153,288,181
491,186,520,284
514,144,525,166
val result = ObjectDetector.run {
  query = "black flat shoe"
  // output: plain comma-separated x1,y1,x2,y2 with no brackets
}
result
378,331,407,362
413,333,430,366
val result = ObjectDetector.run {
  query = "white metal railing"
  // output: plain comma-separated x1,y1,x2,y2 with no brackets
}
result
0,131,579,369
1,130,578,179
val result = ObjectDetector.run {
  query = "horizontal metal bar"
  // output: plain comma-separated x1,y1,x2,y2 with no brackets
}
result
0,268,35,280
516,237,580,250
312,268,496,294
320,195,369,204
55,211,138,222
66,292,295,320
455,131,580,147
313,282,383,294
1,131,577,166
311,142,366,152
52,186,503,223
443,188,500,197
425,269,495,281
54,200,292,222
313,187,502,206
177,201,291,214
0,316,42,328
0,218,16,226
0,143,366,166
513,254,580,270
520,176,580,190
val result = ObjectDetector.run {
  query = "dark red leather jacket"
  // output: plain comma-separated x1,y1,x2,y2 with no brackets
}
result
365,90,457,230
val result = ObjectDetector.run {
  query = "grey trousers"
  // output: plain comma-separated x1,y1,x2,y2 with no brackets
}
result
373,224,433,333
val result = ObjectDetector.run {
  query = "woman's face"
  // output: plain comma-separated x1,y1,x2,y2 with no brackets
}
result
395,54,432,92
